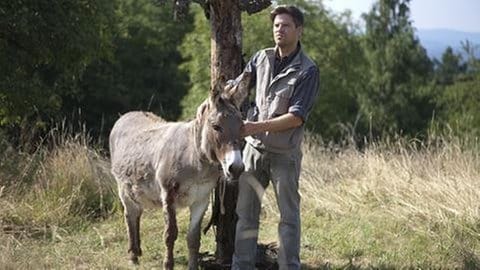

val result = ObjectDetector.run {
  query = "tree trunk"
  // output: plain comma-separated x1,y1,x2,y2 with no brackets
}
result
210,0,243,84
209,0,243,265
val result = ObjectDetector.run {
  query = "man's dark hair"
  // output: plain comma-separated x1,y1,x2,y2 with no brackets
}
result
270,5,304,27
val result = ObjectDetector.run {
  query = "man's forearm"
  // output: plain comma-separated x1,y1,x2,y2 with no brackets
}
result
241,113,303,137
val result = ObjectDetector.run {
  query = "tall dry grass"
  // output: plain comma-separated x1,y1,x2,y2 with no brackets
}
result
1,130,479,268
260,135,480,268
0,129,117,237
300,135,480,222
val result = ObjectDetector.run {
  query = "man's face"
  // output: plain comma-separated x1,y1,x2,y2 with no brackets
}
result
272,13,302,49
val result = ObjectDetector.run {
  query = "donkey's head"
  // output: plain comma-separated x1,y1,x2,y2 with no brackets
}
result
197,72,251,180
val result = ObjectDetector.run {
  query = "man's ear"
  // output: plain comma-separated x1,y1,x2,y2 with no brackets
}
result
297,26,303,39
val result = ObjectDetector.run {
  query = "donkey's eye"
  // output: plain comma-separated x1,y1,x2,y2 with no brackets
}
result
212,124,223,133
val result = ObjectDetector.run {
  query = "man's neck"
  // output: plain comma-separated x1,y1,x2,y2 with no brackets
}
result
276,43,299,58
277,46,295,58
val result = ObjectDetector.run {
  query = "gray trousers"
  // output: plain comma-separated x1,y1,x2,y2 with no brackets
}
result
232,143,302,270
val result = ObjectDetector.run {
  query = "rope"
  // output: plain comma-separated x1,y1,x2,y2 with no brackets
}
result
219,176,226,215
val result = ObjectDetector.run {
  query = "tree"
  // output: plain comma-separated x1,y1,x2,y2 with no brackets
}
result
178,6,211,119
361,0,434,137
0,0,116,130
434,46,465,85
67,0,192,143
432,41,480,137
461,39,480,74
181,0,371,142
435,73,480,137
292,0,368,141
179,4,273,119
156,0,272,265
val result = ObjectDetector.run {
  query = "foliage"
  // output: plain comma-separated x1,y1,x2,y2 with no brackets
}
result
178,4,273,120
461,39,480,74
1,0,480,143
292,0,368,140
434,74,480,137
178,5,211,119
180,0,368,142
0,0,116,127
431,42,480,138
0,0,192,144
70,0,192,141
360,0,434,137
241,8,272,60
433,46,466,85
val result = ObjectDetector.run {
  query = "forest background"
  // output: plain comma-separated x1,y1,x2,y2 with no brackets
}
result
2,0,479,144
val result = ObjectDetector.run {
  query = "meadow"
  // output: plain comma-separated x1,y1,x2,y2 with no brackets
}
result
1,131,479,269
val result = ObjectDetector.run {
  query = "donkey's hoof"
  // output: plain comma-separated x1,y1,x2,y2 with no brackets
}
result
163,261,174,270
128,257,139,265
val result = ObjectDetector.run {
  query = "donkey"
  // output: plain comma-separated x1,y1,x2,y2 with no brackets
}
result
109,72,251,270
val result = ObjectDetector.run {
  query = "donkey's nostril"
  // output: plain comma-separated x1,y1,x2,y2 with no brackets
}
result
224,149,243,179
228,163,245,180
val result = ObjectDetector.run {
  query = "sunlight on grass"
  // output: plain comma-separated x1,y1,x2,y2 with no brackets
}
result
1,133,480,269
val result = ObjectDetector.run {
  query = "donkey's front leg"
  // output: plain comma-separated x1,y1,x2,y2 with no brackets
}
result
162,191,178,270
187,200,210,270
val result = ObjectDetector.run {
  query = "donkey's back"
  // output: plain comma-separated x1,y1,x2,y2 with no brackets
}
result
110,111,166,160
110,111,209,207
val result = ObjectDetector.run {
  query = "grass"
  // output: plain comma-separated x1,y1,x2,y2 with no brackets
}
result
0,130,117,232
1,132,480,269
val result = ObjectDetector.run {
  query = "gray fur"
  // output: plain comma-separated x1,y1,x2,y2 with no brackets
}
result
109,72,251,270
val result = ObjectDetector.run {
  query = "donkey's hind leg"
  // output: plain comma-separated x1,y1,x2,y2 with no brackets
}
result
119,187,143,264
187,199,210,270
162,189,178,270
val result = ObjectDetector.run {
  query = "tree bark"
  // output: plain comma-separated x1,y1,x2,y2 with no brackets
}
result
210,0,243,84
209,0,242,265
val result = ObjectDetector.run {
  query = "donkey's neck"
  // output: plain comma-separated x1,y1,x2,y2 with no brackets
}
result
191,118,216,166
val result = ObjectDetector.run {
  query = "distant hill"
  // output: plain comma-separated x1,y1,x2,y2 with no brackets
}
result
416,28,480,60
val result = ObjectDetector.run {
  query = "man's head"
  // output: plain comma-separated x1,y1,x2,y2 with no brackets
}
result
270,5,304,50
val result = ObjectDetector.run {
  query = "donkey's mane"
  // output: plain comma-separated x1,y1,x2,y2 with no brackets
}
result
192,100,214,164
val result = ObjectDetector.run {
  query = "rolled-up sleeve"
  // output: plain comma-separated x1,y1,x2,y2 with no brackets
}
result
288,65,320,122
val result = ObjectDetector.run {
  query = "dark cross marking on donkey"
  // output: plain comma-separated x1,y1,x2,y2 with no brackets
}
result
109,72,251,270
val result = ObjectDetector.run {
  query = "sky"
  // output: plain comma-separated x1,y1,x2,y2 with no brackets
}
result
324,0,480,33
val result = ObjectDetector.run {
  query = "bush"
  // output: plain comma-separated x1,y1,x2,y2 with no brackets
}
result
0,129,118,236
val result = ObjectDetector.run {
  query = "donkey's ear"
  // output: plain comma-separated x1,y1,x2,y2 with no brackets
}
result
226,71,252,108
210,76,226,101
196,99,210,120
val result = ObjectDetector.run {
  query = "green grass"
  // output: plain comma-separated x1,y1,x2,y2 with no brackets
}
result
1,132,480,269
0,210,215,269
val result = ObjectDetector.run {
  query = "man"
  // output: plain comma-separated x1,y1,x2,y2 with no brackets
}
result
231,5,320,270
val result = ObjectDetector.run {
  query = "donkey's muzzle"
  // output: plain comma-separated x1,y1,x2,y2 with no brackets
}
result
224,149,244,180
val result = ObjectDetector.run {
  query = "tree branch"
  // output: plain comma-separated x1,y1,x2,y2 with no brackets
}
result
173,0,190,21
192,0,210,19
239,0,271,15
152,0,191,21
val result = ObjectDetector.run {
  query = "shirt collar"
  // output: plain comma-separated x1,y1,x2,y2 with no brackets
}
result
275,42,301,63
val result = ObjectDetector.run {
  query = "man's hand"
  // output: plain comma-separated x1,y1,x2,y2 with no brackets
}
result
241,121,260,137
